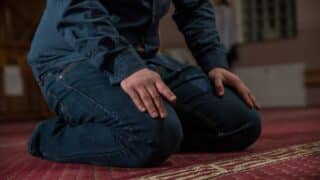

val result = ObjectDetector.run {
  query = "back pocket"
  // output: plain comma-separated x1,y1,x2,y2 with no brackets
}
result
40,72,65,114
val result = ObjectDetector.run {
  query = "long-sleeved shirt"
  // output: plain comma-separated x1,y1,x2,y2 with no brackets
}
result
28,0,228,85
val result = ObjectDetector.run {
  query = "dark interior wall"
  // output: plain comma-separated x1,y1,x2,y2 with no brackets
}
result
0,0,45,43
159,3,187,50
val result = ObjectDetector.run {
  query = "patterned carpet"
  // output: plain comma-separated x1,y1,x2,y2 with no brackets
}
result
1,108,320,180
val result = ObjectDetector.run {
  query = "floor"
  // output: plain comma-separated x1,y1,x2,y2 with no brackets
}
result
0,108,320,180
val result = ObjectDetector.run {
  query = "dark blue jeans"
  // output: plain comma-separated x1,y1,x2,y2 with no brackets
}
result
28,55,261,167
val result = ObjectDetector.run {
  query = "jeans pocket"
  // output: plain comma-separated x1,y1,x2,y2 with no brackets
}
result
40,61,87,115
39,72,61,114
58,86,115,126
57,60,89,80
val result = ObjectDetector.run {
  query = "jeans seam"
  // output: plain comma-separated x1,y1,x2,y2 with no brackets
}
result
49,63,142,155
59,79,119,123
57,60,137,145
170,74,209,92
46,87,61,114
59,85,116,128
175,101,221,136
217,121,253,137
58,61,82,78
58,77,136,151
50,86,132,159
175,102,254,138
59,101,73,124
51,146,128,162
40,71,55,87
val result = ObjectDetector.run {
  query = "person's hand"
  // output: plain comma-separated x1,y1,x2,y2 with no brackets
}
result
208,68,260,109
121,68,177,119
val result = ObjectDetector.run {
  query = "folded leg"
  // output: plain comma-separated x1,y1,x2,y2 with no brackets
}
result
28,60,183,167
149,55,261,152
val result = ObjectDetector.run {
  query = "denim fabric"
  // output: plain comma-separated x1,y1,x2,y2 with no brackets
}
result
28,55,261,167
28,0,228,85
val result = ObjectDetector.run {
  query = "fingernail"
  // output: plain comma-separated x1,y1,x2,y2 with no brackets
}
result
161,113,167,119
152,112,158,118
141,107,146,112
257,105,261,110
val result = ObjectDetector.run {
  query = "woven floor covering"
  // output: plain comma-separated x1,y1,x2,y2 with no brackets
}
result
1,107,320,180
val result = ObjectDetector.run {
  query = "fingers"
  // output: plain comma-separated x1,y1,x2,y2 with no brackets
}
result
125,85,167,119
126,89,146,112
243,90,254,108
120,69,175,119
146,84,167,118
249,93,261,110
136,87,159,118
214,76,225,96
236,84,257,109
228,82,261,110
223,74,259,109
210,68,261,110
155,81,177,103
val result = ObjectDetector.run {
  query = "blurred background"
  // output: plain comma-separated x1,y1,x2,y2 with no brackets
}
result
0,0,319,121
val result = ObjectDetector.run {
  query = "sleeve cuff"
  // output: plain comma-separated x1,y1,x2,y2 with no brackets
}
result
196,50,230,73
106,48,147,85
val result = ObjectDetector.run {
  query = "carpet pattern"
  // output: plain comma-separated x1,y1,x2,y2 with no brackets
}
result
140,141,320,179
1,108,320,180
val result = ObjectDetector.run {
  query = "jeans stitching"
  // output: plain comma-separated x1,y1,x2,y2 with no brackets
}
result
58,75,137,151
45,86,61,114
58,61,82,78
58,83,114,128
59,102,73,124
175,101,255,138
217,121,254,137
54,60,119,123
58,60,138,147
175,101,220,135
62,81,118,121
50,88,131,160
169,74,208,90
51,145,128,162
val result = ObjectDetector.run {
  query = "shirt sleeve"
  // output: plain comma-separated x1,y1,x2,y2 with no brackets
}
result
172,0,229,73
57,0,147,85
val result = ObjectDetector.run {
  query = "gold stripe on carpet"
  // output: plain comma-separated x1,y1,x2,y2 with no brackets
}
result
138,141,320,180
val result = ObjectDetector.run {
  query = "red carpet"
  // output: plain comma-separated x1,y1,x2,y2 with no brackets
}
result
1,108,320,179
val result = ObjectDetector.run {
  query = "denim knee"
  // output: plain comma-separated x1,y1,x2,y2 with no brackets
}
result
130,111,183,167
233,108,262,151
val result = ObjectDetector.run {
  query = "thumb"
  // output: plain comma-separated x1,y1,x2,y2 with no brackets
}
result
214,76,225,96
